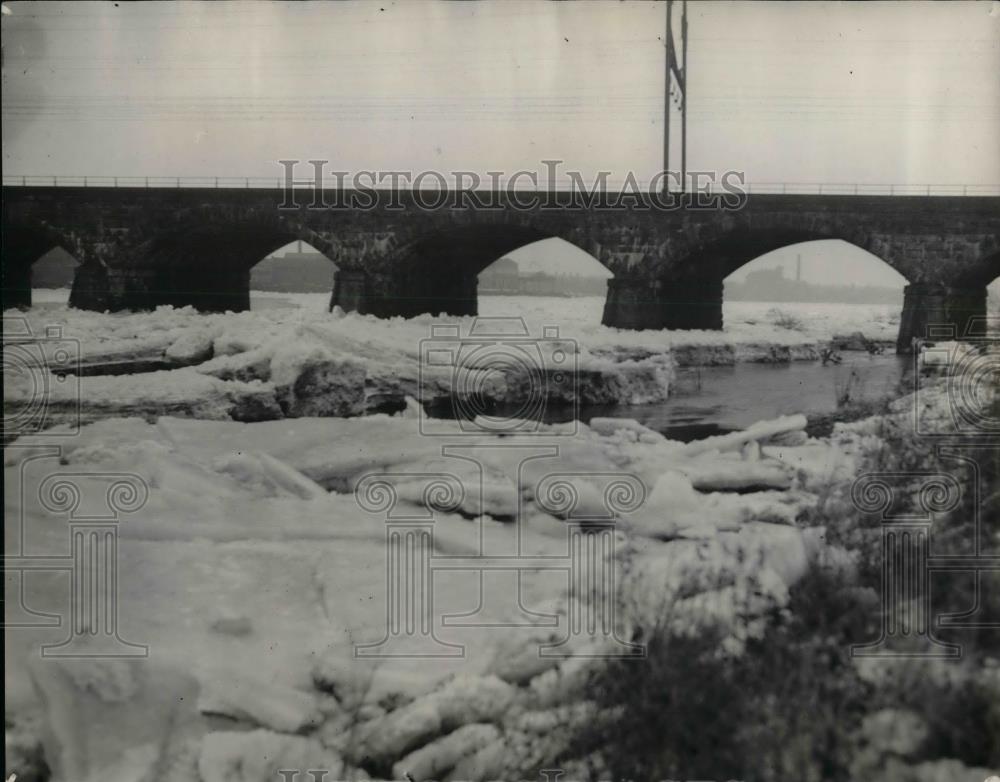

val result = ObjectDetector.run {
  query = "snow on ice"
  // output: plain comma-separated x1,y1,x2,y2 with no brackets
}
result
5,399,869,780
5,294,904,429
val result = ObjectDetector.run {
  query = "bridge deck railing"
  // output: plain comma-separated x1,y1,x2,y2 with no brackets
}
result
3,175,999,197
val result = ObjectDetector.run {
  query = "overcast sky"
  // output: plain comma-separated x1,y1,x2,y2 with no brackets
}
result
3,1,998,184
2,0,998,286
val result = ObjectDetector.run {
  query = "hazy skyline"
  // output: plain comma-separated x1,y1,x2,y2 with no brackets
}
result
3,1,998,187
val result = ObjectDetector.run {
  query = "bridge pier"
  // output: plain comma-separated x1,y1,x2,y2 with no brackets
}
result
331,269,479,318
70,265,160,312
601,278,664,329
897,282,988,353
330,270,370,313
110,268,160,311
659,279,725,330
68,262,111,311
2,261,32,309
602,278,724,331
69,264,254,313
155,267,250,312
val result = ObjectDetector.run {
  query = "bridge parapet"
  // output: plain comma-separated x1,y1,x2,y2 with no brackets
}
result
5,176,1000,198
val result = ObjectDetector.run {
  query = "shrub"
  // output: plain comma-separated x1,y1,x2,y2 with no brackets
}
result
576,377,999,780
578,565,875,782
767,308,806,331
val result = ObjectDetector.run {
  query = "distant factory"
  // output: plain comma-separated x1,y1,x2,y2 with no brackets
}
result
724,259,903,305
477,257,609,297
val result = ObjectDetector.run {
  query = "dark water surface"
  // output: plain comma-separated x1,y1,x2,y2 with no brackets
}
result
429,353,914,442
591,353,914,441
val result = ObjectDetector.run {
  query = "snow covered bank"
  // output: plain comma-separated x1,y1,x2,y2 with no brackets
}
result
9,302,994,782
9,331,996,780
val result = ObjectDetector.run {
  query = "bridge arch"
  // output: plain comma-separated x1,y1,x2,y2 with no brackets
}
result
87,212,342,312
478,237,612,300
30,247,80,307
721,239,906,337
1,220,82,309
333,222,612,319
602,219,904,332
968,251,1000,289
664,222,888,284
249,239,340,309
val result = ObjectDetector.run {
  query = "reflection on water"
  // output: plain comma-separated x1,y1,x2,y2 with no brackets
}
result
585,353,914,441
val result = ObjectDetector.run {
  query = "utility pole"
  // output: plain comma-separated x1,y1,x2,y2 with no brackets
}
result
663,2,671,196
663,0,688,195
681,0,688,194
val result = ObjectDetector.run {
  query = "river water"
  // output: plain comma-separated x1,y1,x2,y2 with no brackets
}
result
466,352,914,441
585,352,914,440
432,352,914,442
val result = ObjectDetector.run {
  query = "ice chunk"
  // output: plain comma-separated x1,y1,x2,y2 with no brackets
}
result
589,416,666,441
393,723,500,782
680,414,808,457
26,657,202,782
348,697,444,768
197,670,322,732
212,450,329,500
165,327,219,365
679,456,795,492
199,730,345,782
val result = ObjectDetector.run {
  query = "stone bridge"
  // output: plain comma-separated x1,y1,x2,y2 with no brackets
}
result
3,185,998,351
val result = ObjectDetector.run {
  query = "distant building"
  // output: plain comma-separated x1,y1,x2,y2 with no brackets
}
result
725,265,902,304
251,242,338,292
742,267,787,295
521,271,559,295
478,257,520,294
478,257,609,297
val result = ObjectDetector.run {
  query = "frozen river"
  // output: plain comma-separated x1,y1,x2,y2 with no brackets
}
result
29,289,906,344
21,290,912,436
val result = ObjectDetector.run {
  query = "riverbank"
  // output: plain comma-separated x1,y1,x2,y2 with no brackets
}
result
5,354,997,782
